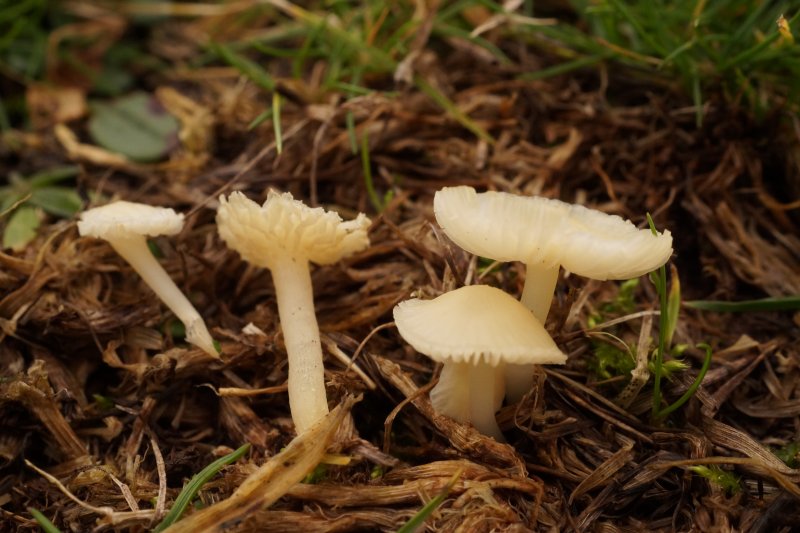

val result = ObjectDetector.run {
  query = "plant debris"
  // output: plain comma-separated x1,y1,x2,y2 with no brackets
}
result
1,2,799,532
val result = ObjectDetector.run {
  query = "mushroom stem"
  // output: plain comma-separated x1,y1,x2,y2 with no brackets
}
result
430,362,470,422
506,263,560,402
109,235,218,357
520,263,560,322
269,255,329,434
469,361,505,441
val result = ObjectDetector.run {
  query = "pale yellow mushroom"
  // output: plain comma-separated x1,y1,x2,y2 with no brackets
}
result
216,190,370,434
434,186,673,400
394,285,565,441
78,201,218,357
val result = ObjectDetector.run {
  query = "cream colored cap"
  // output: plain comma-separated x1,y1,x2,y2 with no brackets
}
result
434,186,673,280
393,285,566,367
78,201,184,239
216,190,371,268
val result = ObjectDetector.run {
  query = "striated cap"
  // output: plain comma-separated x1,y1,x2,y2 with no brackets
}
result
78,201,184,239
393,284,566,367
434,186,673,280
216,190,371,268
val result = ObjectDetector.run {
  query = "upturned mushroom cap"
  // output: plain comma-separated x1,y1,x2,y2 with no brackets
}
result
78,201,184,239
216,190,371,268
393,285,566,367
434,186,673,280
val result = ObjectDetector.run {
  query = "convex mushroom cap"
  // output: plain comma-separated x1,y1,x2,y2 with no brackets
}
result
217,190,371,434
434,185,673,400
434,186,673,286
78,201,218,357
394,284,565,440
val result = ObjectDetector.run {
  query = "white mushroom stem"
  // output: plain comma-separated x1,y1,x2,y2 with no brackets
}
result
506,263,560,402
269,255,329,434
431,361,505,442
469,362,505,441
108,235,218,357
520,263,560,323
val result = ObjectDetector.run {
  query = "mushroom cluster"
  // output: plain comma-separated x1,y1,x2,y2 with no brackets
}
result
78,191,370,436
433,185,673,402
78,184,671,443
393,185,673,440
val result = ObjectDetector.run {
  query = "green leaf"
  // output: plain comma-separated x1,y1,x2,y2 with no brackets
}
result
88,92,179,162
0,191,26,216
3,205,39,251
153,443,251,532
27,166,80,187
27,508,62,533
29,188,82,218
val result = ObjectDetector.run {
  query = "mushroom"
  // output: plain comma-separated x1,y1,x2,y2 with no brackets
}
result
433,186,673,400
393,284,566,440
78,201,218,357
216,190,370,434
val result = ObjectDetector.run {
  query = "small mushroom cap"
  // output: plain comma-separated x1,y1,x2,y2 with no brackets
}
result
434,186,673,280
78,201,184,239
217,190,371,268
393,285,566,367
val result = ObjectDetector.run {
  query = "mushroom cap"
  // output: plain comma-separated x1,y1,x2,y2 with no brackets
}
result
216,190,371,268
434,186,673,280
393,285,566,367
78,201,184,239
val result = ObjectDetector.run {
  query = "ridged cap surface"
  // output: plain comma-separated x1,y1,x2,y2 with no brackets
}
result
217,190,371,267
434,186,673,280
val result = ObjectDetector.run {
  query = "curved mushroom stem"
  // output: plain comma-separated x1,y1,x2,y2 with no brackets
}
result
109,235,218,357
505,263,560,402
469,361,505,441
269,255,329,434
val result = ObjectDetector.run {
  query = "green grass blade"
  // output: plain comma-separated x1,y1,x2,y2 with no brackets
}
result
248,109,273,130
665,265,681,347
685,296,800,312
646,213,668,419
396,467,463,533
211,43,276,92
345,111,359,154
272,92,283,155
28,508,62,533
656,343,713,419
360,130,383,212
414,76,495,144
605,0,669,56
691,65,703,127
519,54,608,80
153,443,251,532
721,10,800,71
